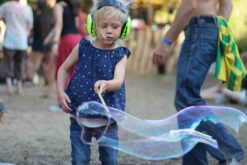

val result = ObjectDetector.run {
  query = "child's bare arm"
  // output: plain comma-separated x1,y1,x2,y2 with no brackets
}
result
94,55,128,93
57,44,79,112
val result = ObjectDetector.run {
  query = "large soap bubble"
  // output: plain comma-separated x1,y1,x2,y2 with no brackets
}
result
75,101,247,162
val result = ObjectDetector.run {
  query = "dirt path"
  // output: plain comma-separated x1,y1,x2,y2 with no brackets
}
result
0,74,246,165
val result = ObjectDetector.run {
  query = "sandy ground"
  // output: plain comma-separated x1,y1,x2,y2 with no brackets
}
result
0,73,246,165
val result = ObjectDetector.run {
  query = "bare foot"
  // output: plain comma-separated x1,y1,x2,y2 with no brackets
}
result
7,91,13,96
16,90,23,96
7,86,13,96
17,81,23,96
6,78,13,95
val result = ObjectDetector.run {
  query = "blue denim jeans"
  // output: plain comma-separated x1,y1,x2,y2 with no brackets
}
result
70,117,118,165
174,16,244,165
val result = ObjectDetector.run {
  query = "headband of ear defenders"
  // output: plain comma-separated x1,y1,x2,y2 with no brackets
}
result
87,0,131,39
97,0,129,13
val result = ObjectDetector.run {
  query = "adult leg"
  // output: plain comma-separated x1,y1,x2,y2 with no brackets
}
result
3,48,15,95
174,19,219,164
27,51,43,84
175,40,209,165
198,121,244,163
200,84,222,100
175,19,244,164
42,51,55,98
6,78,13,95
14,50,27,95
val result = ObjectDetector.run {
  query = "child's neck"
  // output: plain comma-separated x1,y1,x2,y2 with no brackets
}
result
93,39,117,50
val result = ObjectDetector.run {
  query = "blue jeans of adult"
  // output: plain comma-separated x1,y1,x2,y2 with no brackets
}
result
174,16,244,165
70,117,118,165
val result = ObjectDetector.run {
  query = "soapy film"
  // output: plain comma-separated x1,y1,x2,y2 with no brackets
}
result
76,101,247,160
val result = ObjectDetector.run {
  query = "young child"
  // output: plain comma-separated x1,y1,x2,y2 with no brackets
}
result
56,0,131,164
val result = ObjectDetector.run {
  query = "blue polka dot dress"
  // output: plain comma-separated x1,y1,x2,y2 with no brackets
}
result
66,38,131,114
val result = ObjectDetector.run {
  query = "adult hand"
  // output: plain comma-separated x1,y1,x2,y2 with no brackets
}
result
51,43,59,57
57,91,72,113
43,31,54,45
152,41,171,65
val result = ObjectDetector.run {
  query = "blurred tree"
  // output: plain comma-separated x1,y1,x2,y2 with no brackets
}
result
0,0,37,5
229,0,247,52
0,0,8,4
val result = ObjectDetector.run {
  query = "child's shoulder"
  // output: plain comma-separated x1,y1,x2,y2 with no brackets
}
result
79,38,92,47
80,37,90,43
115,46,131,58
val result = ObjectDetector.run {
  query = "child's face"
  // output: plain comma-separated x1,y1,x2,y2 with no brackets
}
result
96,18,123,46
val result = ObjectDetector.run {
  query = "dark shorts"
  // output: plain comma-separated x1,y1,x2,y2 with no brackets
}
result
2,47,27,80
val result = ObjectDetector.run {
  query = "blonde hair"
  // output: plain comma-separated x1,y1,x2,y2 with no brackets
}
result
93,6,128,26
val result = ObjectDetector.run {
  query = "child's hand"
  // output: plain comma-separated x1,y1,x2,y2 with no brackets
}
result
57,91,72,113
94,80,107,94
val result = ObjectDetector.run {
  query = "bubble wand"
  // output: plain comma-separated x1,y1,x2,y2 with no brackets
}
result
76,89,111,145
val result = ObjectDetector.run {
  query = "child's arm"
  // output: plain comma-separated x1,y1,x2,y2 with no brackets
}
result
94,55,128,94
57,44,79,113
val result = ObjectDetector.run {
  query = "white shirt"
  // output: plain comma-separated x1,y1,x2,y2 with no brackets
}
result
0,1,33,50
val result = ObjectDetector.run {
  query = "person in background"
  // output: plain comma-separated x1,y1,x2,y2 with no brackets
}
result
44,0,83,111
201,83,247,105
28,0,56,98
44,0,82,85
152,0,244,164
76,9,89,38
201,52,247,106
0,0,33,95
